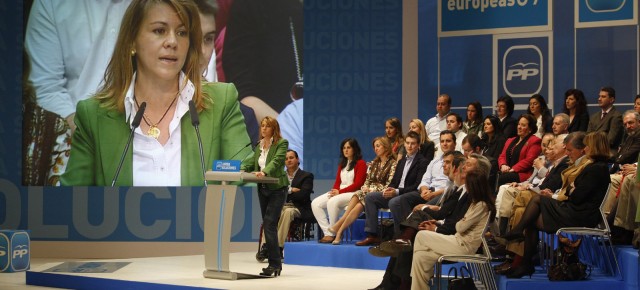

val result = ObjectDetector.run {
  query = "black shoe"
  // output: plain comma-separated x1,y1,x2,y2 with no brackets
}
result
506,264,535,279
260,265,282,277
379,239,412,257
368,245,392,257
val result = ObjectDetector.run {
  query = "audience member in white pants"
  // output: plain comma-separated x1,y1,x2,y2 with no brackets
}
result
312,138,367,243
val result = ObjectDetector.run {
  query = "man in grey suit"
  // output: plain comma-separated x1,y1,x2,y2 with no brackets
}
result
587,86,623,150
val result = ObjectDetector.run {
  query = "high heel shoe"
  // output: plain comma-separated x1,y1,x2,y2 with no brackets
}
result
332,238,341,245
506,264,535,279
260,265,282,277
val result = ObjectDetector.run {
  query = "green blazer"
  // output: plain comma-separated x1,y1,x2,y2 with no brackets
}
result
241,138,289,190
60,82,253,186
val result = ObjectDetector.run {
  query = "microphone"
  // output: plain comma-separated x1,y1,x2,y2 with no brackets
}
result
228,142,252,160
189,100,207,187
111,102,146,186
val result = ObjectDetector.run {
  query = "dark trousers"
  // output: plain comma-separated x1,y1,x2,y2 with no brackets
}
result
365,191,425,236
258,185,286,267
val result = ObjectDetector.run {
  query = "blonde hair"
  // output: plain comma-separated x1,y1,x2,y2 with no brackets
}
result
95,0,205,112
584,131,611,162
261,116,282,144
409,118,429,144
372,136,393,162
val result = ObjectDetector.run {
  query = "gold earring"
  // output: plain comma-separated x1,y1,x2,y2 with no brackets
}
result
131,49,136,56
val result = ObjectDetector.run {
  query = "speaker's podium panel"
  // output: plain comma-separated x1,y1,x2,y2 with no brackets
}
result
203,171,277,280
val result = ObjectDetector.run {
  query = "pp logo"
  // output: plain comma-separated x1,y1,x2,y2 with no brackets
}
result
503,45,543,97
11,232,30,271
586,0,625,12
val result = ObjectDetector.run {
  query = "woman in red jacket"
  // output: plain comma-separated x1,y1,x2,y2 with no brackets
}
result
313,138,367,243
497,114,542,186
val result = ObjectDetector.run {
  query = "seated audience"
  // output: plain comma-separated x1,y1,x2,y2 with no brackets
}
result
552,113,570,135
587,86,623,151
356,131,428,246
495,134,568,237
497,114,542,186
408,118,435,164
410,169,496,290
425,94,452,142
313,138,367,243
414,131,457,208
496,95,517,138
499,131,610,279
463,101,483,137
329,137,397,244
385,117,406,161
605,154,639,245
445,113,466,154
481,115,506,160
563,88,589,133
366,153,491,290
461,134,484,157
527,94,553,138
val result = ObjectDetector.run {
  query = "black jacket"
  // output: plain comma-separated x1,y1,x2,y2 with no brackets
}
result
538,156,569,192
388,153,429,195
286,169,314,220
436,192,472,235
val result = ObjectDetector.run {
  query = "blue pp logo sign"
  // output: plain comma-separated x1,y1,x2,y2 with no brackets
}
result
11,232,30,271
503,45,543,97
0,234,9,272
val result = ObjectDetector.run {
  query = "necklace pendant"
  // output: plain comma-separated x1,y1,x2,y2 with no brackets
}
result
148,126,161,139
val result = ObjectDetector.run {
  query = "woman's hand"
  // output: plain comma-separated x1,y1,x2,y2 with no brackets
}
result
327,189,339,198
500,165,511,173
254,171,266,178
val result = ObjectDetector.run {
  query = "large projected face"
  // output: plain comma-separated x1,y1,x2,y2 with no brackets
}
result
22,0,303,186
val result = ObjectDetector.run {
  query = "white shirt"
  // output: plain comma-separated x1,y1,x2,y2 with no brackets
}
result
339,161,356,190
454,130,467,152
425,112,450,142
124,73,195,186
417,155,449,191
535,115,544,138
25,0,217,119
258,137,273,171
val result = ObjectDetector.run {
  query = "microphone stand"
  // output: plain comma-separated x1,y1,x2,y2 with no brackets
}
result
111,102,146,186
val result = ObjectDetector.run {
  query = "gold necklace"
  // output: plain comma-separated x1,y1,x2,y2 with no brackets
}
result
134,94,178,139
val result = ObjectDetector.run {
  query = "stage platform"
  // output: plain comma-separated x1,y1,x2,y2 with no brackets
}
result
13,244,639,290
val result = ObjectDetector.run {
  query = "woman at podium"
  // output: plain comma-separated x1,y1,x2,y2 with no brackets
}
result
241,116,289,277
60,0,252,186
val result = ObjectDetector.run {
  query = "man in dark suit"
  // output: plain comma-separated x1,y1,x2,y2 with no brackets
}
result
356,131,429,246
587,86,623,151
611,110,640,171
366,153,492,290
258,149,313,258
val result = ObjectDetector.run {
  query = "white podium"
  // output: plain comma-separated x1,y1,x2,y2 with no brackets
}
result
202,171,278,280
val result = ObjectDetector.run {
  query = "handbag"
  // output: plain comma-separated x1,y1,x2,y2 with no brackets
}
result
447,265,477,290
547,234,590,281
